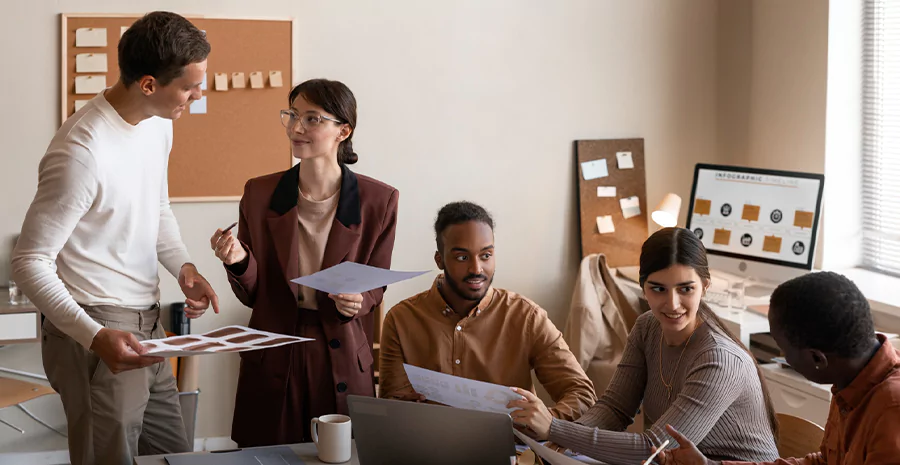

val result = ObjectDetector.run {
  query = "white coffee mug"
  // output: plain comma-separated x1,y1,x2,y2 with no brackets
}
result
311,414,352,463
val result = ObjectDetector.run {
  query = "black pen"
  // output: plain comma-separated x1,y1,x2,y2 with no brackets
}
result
222,221,238,234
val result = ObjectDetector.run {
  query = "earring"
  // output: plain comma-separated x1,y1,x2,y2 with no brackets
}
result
815,366,820,370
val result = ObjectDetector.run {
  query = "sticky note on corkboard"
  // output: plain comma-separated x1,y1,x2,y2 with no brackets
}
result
694,199,712,216
794,211,814,229
714,228,732,246
763,235,783,253
742,204,761,222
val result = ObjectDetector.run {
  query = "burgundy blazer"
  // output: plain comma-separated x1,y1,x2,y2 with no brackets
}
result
226,163,398,445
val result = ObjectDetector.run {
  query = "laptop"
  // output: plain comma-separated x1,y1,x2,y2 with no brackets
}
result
347,395,516,465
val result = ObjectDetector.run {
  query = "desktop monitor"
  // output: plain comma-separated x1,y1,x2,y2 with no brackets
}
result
685,164,825,290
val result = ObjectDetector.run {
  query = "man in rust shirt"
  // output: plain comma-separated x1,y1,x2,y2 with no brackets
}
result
379,201,596,421
656,271,900,465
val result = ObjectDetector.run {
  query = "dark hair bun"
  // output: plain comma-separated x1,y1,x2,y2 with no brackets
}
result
341,152,359,164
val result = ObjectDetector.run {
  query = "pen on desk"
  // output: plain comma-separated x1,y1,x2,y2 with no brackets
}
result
643,439,670,465
222,221,238,234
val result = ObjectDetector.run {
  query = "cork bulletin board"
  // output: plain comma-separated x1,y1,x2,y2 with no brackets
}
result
576,138,649,267
61,14,295,201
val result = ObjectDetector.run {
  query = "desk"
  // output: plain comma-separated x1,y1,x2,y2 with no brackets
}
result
613,270,770,348
135,441,359,465
0,289,40,345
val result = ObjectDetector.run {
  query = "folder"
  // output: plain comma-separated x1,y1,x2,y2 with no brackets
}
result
794,211,814,229
763,235,783,253
742,204,761,222
694,199,712,216
713,228,732,246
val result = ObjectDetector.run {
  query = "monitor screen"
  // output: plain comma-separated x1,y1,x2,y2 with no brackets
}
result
685,164,825,271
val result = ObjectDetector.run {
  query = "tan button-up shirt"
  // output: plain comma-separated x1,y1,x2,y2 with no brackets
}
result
379,275,596,421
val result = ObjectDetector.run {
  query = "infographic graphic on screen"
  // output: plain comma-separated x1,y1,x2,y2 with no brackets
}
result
686,167,823,267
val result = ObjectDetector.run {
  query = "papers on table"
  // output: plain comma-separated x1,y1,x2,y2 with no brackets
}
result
141,325,312,357
165,446,303,465
291,262,429,295
403,364,521,415
514,430,586,465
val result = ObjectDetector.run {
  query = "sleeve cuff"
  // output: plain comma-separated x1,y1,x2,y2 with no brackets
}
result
74,319,105,350
161,250,191,278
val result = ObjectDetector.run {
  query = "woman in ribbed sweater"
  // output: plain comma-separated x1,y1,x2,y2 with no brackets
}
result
510,227,779,465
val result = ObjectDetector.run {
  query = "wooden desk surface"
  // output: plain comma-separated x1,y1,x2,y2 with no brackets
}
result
134,441,359,465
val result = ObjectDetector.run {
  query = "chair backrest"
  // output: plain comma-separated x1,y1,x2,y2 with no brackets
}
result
775,413,824,458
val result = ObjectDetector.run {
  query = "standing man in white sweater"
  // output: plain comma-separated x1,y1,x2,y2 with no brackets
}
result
12,12,217,465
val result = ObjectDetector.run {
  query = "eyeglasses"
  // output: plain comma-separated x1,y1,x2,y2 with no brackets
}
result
280,109,343,130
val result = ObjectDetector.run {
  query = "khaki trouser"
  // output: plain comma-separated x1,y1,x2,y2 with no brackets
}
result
42,305,190,465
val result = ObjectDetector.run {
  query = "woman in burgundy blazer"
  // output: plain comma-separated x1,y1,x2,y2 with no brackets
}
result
210,79,398,447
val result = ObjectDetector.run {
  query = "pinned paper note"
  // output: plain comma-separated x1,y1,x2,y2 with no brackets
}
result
74,75,106,94
190,96,207,114
619,196,641,219
596,216,615,234
616,151,635,169
232,72,246,89
214,73,228,91
597,186,617,198
269,70,283,88
580,159,608,180
73,100,89,112
120,26,129,37
75,28,107,47
75,53,107,73
249,72,264,89
200,73,207,91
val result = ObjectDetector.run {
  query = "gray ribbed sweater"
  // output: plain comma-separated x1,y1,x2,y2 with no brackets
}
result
549,311,779,465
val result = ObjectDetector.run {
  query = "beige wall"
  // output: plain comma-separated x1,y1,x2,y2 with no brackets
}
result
0,0,721,450
718,0,830,172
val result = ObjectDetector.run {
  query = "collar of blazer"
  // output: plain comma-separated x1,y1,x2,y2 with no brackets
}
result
268,162,362,227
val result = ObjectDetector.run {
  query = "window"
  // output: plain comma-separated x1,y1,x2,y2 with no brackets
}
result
863,0,900,276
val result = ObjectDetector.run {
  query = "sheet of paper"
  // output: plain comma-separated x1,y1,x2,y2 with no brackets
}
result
120,26,129,37
165,445,304,465
74,75,106,94
232,72,246,89
616,151,635,169
249,71,264,89
619,196,641,219
189,96,207,114
200,73,207,91
596,215,615,234
596,186,616,197
291,262,429,295
214,73,228,91
403,364,521,414
269,70,284,88
580,159,608,181
75,53,107,73
73,100,89,112
513,430,585,465
75,28,107,47
141,325,312,358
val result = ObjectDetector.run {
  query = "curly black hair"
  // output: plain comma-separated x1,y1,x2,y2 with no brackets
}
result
770,271,874,358
434,202,494,252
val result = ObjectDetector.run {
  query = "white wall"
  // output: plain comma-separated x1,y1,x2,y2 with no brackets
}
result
0,0,720,450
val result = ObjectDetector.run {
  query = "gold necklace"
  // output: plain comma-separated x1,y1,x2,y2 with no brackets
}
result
658,321,699,401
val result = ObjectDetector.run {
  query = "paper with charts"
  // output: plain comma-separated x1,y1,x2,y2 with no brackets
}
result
403,364,522,414
140,325,312,357
291,262,429,295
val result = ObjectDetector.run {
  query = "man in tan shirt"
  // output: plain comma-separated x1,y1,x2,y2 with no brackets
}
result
379,201,596,421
